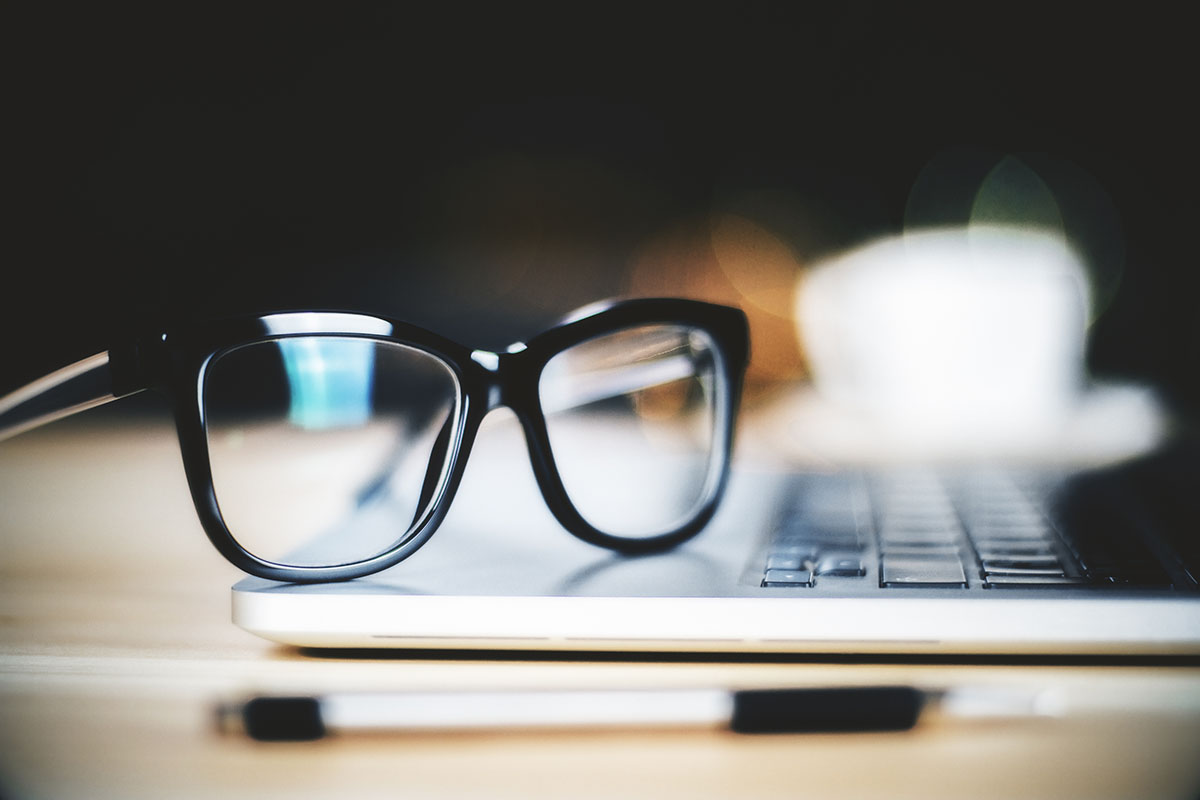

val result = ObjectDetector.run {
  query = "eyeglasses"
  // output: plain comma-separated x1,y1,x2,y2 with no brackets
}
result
0,298,749,583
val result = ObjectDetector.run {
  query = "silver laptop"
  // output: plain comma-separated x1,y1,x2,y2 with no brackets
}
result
231,403,1200,656
233,230,1200,655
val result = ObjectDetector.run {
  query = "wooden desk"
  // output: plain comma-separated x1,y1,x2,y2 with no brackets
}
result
2,411,1199,799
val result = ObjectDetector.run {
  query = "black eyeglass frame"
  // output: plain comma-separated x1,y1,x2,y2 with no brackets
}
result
4,298,748,583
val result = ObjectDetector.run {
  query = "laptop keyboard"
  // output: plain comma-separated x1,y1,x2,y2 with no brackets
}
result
760,465,1199,593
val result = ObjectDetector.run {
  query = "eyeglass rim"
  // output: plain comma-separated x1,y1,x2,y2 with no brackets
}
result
187,334,472,581
519,323,737,550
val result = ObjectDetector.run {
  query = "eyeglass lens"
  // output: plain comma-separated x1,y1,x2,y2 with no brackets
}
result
539,324,721,539
204,337,460,568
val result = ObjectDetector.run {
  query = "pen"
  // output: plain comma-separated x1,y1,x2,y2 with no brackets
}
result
216,685,1058,741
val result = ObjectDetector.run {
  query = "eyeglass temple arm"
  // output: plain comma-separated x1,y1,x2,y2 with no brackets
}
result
0,351,146,443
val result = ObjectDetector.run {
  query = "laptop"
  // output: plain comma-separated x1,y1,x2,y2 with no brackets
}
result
232,230,1200,655
231,400,1200,656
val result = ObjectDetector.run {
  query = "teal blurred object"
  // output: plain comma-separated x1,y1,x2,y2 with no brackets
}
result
279,338,376,430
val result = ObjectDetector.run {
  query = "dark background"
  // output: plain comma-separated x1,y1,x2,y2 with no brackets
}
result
6,4,1199,416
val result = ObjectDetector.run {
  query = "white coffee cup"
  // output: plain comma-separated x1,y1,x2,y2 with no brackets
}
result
796,226,1091,455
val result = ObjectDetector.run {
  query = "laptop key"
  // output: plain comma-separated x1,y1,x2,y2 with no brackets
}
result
879,544,961,558
780,526,865,549
971,527,1052,543
762,569,814,587
778,536,865,554
975,545,1056,559
982,566,1067,577
981,556,1063,571
984,575,1088,587
765,554,806,571
881,556,967,587
814,555,866,577
878,528,961,547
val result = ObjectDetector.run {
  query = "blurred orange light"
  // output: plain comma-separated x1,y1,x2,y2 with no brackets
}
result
625,215,809,396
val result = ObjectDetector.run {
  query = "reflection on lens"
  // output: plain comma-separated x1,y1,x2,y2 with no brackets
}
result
539,324,723,538
204,337,460,568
